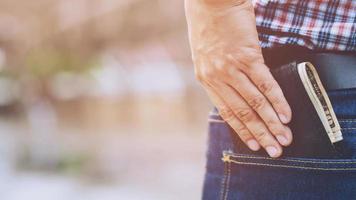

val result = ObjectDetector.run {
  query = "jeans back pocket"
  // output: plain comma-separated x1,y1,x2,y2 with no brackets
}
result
222,150,356,171
205,109,356,200
219,150,356,200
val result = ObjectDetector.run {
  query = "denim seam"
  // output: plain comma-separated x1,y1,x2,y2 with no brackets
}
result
219,162,227,200
209,111,219,115
209,114,220,118
208,119,226,123
219,161,231,200
339,119,356,122
224,162,231,200
228,159,356,171
227,153,356,164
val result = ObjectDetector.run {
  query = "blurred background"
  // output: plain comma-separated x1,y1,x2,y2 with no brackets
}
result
0,0,212,199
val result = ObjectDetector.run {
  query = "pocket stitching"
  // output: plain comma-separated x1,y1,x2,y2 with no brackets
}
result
339,119,356,122
227,159,356,171
227,153,356,164
222,151,356,171
219,161,231,200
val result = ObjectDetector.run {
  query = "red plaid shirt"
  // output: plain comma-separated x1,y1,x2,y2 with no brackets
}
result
254,0,356,51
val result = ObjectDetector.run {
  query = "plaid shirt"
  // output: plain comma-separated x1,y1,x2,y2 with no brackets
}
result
254,0,356,51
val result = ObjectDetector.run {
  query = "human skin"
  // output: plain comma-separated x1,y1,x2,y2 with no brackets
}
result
185,0,293,158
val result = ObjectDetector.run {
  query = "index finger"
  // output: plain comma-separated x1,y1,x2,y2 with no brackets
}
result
245,63,292,124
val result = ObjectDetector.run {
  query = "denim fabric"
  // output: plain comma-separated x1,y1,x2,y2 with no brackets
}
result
202,88,356,200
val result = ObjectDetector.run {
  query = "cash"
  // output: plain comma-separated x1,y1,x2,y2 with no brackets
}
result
297,62,343,143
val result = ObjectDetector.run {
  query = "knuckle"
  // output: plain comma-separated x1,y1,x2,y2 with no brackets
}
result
197,66,230,83
238,129,252,139
258,81,275,95
234,126,248,135
266,121,284,134
219,108,235,122
248,95,267,110
233,108,255,122
212,60,230,75
271,96,283,105
203,69,220,81
214,66,228,77
253,129,269,141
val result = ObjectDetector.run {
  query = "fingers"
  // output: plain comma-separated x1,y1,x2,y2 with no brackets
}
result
244,63,292,124
203,85,261,151
225,68,293,146
211,81,283,158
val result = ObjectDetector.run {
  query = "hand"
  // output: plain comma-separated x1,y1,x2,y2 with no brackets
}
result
185,0,293,157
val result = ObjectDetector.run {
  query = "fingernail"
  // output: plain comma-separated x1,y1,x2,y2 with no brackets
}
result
276,135,289,146
266,146,278,157
247,139,260,151
278,113,289,124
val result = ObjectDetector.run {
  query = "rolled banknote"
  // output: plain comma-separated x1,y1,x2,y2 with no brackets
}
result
297,62,343,143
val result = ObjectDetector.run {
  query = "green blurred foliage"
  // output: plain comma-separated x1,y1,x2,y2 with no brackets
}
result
25,48,100,78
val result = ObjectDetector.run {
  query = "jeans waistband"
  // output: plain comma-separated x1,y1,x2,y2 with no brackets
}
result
261,45,355,69
262,45,356,90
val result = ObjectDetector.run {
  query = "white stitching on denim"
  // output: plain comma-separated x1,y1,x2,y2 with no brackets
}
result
209,111,219,115
226,153,356,164
339,119,356,122
219,161,229,200
224,162,231,200
208,119,225,123
342,128,356,130
228,159,356,171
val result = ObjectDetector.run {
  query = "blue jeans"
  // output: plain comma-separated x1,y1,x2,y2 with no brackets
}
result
202,88,356,199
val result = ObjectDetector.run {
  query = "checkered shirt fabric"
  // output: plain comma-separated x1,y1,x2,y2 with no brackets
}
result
254,0,356,51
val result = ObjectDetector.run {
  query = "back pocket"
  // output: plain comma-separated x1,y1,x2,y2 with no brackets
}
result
219,150,356,200
222,150,356,171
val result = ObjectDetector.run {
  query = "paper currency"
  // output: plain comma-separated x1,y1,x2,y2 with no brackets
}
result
297,62,343,143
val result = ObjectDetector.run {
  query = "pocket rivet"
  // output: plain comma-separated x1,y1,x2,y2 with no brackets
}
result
221,154,231,163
